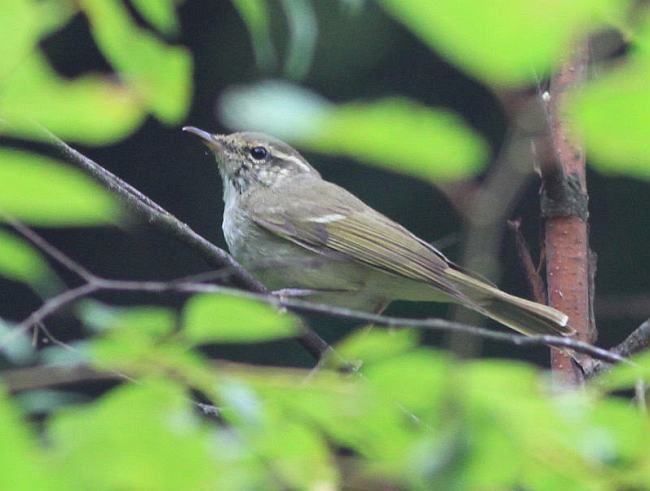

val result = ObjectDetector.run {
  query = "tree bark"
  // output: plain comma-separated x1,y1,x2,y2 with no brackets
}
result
542,43,593,384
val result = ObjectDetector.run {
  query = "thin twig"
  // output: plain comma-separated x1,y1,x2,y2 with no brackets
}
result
585,319,650,377
2,272,627,365
25,129,332,360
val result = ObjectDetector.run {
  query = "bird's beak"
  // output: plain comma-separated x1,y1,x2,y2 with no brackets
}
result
182,126,224,152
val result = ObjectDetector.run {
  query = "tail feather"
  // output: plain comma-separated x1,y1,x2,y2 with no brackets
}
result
445,268,573,337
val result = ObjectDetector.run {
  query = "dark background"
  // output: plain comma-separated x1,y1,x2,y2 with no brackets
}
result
3,0,649,368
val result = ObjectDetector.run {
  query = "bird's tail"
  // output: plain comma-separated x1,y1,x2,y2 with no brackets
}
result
445,268,573,337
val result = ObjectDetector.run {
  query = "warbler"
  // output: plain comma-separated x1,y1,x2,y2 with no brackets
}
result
184,127,572,337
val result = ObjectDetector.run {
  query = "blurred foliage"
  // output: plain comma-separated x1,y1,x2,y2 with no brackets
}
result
219,80,488,180
1,0,650,489
571,14,650,177
3,317,650,489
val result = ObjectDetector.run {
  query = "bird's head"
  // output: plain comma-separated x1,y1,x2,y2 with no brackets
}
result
183,127,319,194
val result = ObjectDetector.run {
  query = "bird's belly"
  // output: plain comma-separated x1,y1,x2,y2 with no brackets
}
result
223,212,370,292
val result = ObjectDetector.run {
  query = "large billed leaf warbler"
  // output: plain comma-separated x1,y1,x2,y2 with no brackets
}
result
183,127,573,337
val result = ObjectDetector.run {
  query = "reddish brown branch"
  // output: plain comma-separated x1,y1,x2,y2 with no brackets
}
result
542,43,592,384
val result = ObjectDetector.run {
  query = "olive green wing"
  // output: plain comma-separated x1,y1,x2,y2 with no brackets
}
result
246,177,461,297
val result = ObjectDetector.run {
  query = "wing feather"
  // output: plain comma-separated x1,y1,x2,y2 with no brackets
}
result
246,177,461,297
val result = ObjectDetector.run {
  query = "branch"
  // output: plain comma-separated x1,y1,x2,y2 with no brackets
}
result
36,128,330,360
541,42,592,384
2,270,627,366
586,319,650,377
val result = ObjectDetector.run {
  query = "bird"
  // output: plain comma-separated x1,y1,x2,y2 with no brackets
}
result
183,126,572,337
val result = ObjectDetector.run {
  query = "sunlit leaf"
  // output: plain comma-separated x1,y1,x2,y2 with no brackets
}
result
77,300,176,336
131,0,179,35
0,230,54,287
0,386,60,490
593,349,650,390
0,55,144,145
219,81,487,180
0,149,119,226
307,98,487,180
48,379,219,490
363,350,450,413
335,327,419,365
232,0,277,69
0,0,40,81
377,0,614,86
572,32,650,177
81,0,192,123
183,294,299,343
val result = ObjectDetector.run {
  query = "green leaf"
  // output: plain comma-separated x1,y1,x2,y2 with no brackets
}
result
0,0,41,81
0,54,145,145
377,0,614,86
280,0,318,79
131,0,179,36
0,149,119,226
593,348,650,390
81,0,192,123
571,57,650,177
363,350,450,413
232,0,277,70
48,379,219,490
219,81,487,180
183,294,299,343
335,327,419,365
77,300,176,336
306,97,487,180
0,385,60,490
0,230,54,287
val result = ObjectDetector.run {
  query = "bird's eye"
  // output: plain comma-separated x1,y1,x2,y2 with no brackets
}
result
250,146,268,160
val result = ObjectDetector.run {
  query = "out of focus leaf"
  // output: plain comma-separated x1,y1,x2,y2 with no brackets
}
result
0,319,36,365
593,349,650,390
0,149,119,226
232,0,277,70
0,0,40,81
81,0,192,123
572,46,650,176
219,81,487,180
335,327,419,365
280,0,318,79
131,0,179,35
363,350,450,413
0,230,54,287
0,386,60,490
377,0,614,86
183,294,299,343
0,55,144,145
307,98,487,180
77,300,176,336
48,379,219,490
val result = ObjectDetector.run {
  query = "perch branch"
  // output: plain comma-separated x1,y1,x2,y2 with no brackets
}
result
35,128,331,360
1,223,626,366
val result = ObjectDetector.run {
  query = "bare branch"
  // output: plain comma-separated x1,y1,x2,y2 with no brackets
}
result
31,129,330,360
586,319,650,377
2,269,627,365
